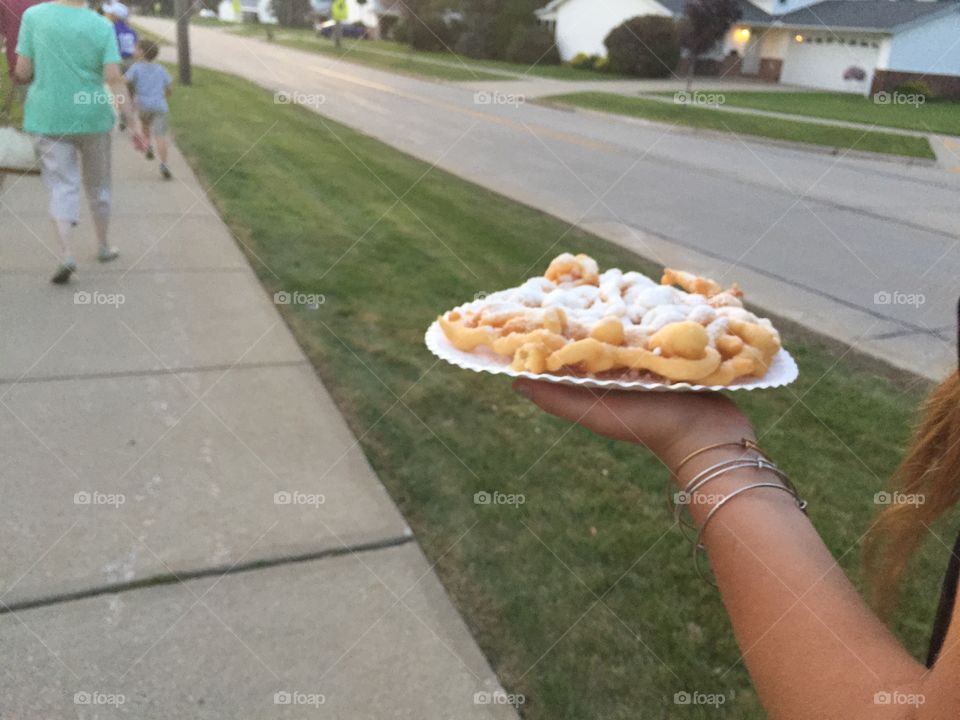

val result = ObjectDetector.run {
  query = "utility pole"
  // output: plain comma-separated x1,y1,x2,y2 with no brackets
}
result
174,0,192,85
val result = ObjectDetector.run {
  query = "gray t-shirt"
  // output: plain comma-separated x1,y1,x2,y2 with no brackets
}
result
125,62,171,113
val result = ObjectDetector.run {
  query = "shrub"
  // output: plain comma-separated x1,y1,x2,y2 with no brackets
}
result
593,56,610,73
504,24,560,64
490,1,544,59
379,14,400,40
455,29,491,58
570,52,594,70
604,16,680,77
401,14,463,52
894,80,935,100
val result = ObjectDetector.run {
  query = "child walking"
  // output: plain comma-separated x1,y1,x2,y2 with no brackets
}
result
125,40,172,179
102,1,136,70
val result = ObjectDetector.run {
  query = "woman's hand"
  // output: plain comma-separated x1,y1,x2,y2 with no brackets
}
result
512,378,755,472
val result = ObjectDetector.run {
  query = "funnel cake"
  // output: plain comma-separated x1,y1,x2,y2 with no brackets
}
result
436,253,783,386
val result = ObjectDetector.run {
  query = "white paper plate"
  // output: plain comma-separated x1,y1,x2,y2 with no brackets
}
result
425,321,798,392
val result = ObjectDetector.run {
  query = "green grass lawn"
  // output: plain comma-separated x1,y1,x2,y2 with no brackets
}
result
543,92,936,160
709,91,960,137
1,56,24,126
168,66,952,719
208,22,624,82
190,16,231,26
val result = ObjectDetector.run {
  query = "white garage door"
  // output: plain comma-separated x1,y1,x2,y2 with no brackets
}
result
781,36,879,94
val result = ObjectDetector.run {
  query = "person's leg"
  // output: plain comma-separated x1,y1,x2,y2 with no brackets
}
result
35,136,83,282
141,112,154,160
153,114,171,179
78,132,118,261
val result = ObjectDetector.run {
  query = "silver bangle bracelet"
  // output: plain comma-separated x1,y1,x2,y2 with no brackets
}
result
667,455,765,517
671,457,779,538
696,482,806,550
684,456,782,497
692,480,808,586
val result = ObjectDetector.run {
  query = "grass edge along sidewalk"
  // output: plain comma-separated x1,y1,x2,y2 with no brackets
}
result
168,66,950,719
541,91,936,160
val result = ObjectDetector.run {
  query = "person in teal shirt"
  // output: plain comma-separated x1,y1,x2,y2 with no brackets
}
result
15,0,142,283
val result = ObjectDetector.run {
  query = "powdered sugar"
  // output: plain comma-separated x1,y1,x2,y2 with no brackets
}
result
451,265,764,345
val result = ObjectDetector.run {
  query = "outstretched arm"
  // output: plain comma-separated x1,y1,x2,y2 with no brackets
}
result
514,380,955,720
104,62,141,137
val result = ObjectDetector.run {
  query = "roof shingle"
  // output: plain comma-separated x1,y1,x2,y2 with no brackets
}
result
774,0,958,31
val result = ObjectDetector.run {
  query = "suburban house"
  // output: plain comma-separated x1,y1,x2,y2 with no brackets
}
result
535,0,960,96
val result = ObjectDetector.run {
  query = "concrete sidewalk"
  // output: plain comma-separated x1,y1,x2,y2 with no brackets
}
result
0,138,517,718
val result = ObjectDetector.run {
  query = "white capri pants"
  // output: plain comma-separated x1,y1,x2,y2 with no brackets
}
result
34,133,112,223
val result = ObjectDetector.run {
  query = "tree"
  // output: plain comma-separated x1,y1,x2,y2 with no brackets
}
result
272,0,311,27
604,16,681,77
456,0,496,58
680,0,742,91
458,0,545,60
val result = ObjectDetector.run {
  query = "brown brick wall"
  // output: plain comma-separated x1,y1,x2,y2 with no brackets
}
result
758,58,783,83
871,70,960,100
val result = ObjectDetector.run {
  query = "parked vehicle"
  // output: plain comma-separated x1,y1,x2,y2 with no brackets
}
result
315,19,367,39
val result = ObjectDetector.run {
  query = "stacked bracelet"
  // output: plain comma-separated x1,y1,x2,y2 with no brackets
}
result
697,482,807,549
667,441,808,584
666,438,765,520
673,438,766,475
672,457,783,542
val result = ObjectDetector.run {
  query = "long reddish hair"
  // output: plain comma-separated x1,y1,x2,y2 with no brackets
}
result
864,300,960,617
